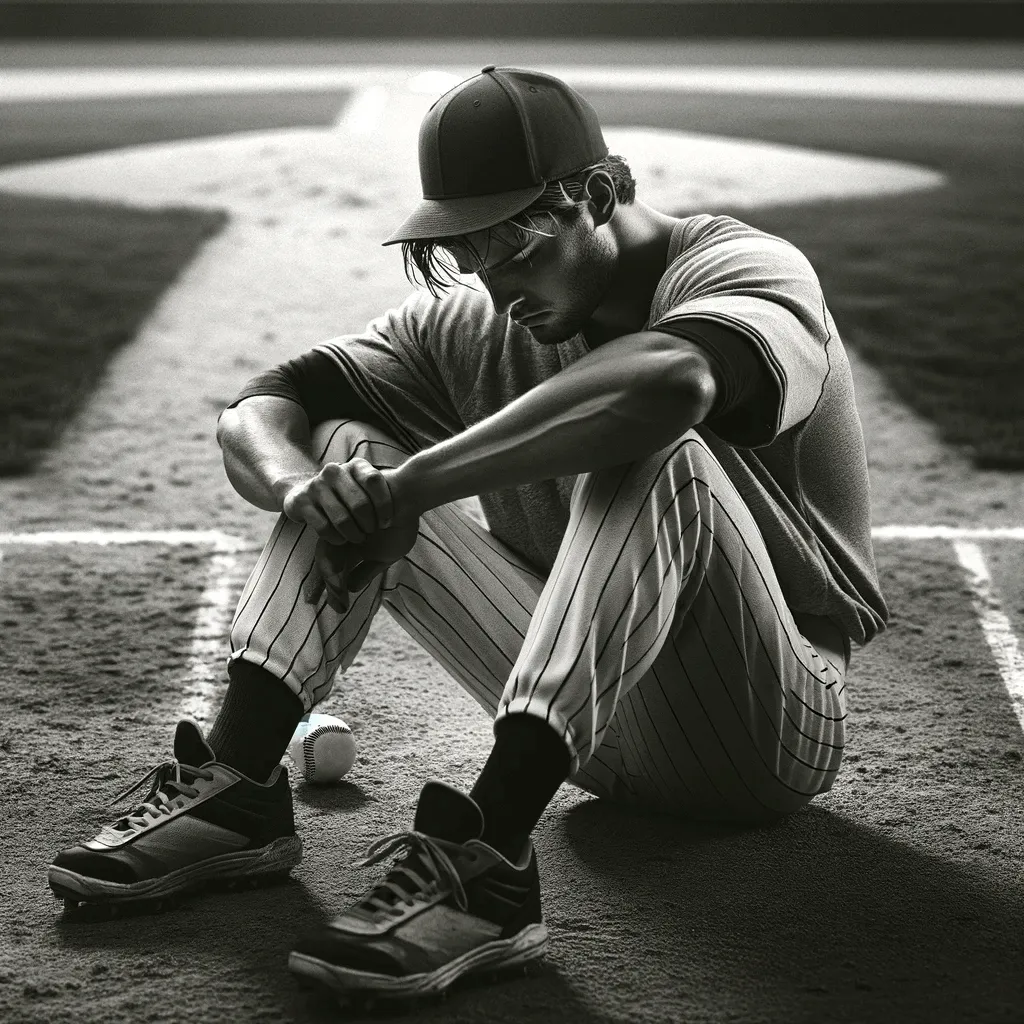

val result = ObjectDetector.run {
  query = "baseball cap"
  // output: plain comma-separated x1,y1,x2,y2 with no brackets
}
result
383,65,609,246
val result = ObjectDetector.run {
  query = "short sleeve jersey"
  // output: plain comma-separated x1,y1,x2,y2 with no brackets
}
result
234,214,888,646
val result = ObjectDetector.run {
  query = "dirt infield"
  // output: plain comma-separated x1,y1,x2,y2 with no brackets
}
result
2,55,1024,1024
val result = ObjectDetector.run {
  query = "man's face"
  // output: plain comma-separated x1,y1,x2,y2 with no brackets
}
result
448,211,616,346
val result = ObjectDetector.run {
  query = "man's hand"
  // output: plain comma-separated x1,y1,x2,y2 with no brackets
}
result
307,522,418,611
281,457,394,545
280,459,419,611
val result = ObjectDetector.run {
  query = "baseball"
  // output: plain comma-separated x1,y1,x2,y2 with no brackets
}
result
287,713,357,784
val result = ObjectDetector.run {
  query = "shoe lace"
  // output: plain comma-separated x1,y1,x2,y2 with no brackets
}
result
352,830,468,917
108,759,216,834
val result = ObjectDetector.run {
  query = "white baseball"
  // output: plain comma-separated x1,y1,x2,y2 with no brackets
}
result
287,713,357,784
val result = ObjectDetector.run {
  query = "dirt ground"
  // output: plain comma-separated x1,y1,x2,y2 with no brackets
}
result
1,47,1023,1024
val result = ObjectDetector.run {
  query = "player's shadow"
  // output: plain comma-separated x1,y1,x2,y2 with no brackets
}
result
545,797,1024,1023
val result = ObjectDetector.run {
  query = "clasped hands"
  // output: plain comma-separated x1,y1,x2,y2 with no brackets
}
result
281,458,419,613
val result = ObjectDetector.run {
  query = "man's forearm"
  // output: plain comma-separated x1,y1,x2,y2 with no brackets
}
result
217,397,321,511
392,331,715,517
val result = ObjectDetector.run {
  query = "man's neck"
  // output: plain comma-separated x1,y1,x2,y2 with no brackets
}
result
584,204,679,347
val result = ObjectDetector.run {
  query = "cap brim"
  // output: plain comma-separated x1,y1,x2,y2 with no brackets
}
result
382,183,546,245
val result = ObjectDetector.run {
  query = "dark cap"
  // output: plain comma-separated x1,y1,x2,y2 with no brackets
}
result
383,66,608,245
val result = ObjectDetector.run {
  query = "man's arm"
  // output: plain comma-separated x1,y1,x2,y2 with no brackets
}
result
216,396,320,512
389,330,718,517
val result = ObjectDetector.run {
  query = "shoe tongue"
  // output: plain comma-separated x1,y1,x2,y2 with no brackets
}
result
174,719,217,767
413,781,484,844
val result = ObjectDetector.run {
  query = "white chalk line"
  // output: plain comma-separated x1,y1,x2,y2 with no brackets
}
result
1,525,1023,731
952,541,1024,734
0,529,257,726
0,529,253,551
179,548,253,729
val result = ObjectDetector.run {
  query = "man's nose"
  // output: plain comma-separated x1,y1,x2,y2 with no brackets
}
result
484,276,520,319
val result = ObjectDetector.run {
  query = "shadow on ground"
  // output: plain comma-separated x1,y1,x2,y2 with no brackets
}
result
543,797,1023,1024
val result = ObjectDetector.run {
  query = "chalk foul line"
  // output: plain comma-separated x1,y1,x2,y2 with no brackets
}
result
952,541,1024,733
1,526,1023,732
0,529,257,725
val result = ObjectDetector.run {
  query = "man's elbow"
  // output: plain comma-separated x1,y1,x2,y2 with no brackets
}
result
648,351,718,432
216,406,239,449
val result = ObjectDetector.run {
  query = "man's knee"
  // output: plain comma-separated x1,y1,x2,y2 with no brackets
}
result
310,418,411,470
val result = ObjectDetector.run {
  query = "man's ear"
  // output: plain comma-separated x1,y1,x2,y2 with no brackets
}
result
582,170,616,228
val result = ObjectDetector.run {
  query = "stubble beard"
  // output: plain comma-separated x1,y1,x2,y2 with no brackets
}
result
529,229,617,346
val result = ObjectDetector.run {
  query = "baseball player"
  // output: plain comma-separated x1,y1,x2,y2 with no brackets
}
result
49,67,888,1004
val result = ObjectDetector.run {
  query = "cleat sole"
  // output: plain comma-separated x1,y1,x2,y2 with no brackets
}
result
289,921,547,1000
49,834,302,912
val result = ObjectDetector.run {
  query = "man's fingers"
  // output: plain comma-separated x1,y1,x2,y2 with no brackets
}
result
321,462,380,538
350,459,394,529
317,487,367,544
284,488,348,545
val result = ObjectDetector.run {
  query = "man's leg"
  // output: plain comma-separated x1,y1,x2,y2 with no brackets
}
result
287,429,847,1002
47,419,415,911
497,428,846,823
206,418,417,781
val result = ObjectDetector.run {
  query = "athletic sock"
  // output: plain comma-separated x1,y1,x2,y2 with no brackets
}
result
470,713,571,863
205,659,305,783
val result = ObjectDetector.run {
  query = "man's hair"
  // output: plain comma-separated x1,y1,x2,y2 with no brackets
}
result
401,153,636,297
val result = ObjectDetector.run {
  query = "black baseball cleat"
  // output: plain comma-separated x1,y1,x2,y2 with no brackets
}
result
48,719,302,913
288,781,547,1004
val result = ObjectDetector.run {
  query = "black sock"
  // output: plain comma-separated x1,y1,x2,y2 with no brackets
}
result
470,713,571,863
206,660,305,783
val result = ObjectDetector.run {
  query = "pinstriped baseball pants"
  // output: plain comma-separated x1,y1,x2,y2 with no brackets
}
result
229,419,847,822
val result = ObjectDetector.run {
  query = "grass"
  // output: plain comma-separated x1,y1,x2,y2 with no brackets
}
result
0,91,348,476
0,87,1021,470
0,195,226,474
590,91,1024,468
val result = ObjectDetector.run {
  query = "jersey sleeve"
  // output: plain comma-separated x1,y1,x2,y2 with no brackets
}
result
230,291,463,453
225,349,380,427
655,317,780,448
650,221,834,446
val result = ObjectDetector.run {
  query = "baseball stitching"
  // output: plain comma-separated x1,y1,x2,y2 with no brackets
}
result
302,724,353,781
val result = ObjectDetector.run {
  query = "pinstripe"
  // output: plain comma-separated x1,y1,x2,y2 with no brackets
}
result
416,532,536,622
514,437,700,714
403,551,525,650
665,633,781,813
230,420,845,818
258,559,317,669
787,685,846,722
298,593,374,689
621,688,693,803
390,578,513,682
239,525,308,653
649,664,728,801
687,603,831,783
229,515,287,650
384,596,497,712
705,493,836,685
504,473,603,707
561,498,703,731
700,573,845,749
700,564,845,741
